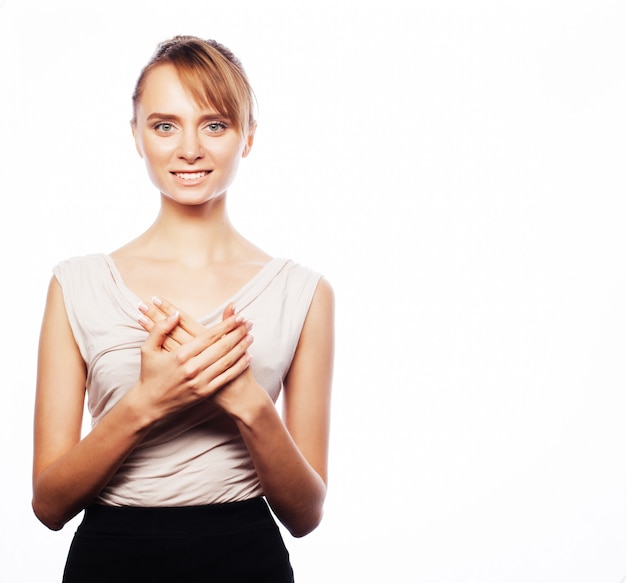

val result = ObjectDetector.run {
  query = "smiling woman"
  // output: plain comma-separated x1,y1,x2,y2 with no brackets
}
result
31,36,334,583
132,63,253,208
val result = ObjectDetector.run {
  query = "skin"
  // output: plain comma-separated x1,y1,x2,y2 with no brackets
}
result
32,63,334,538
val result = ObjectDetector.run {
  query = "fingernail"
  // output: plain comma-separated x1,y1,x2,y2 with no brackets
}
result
246,334,254,344
152,296,162,307
246,321,254,331
167,310,179,322
138,301,149,314
235,314,244,324
138,315,150,326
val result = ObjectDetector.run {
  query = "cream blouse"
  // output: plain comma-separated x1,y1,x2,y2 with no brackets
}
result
53,254,321,507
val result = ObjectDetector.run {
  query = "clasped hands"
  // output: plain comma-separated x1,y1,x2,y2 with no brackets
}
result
135,297,260,419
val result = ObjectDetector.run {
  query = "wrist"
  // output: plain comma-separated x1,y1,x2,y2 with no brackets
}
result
121,383,159,433
229,386,275,431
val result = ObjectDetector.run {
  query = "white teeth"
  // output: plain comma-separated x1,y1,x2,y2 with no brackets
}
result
175,172,207,180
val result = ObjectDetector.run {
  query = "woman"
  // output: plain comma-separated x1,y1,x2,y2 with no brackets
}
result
32,36,334,582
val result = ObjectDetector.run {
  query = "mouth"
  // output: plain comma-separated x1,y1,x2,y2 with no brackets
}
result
172,171,211,181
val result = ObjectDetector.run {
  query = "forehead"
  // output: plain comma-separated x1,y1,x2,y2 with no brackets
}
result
136,64,220,117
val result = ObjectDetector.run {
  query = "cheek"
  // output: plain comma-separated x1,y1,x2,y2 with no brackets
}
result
139,127,175,160
213,139,246,166
138,140,173,190
213,146,243,177
141,139,169,165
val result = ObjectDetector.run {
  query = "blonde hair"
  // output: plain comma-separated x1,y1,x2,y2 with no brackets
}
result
131,36,256,135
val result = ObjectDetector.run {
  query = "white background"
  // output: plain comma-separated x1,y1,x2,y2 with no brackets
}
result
1,0,626,581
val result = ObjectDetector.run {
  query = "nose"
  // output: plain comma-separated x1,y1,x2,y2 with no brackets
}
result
177,131,204,163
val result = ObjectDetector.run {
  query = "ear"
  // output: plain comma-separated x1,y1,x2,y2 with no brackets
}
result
131,121,144,159
242,122,257,158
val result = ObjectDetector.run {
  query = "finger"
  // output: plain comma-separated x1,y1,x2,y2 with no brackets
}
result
137,311,155,332
150,297,250,346
138,302,183,352
142,311,180,351
177,318,252,365
148,297,192,345
222,303,236,322
206,352,253,395
139,297,193,346
191,314,249,352
151,296,203,341
196,335,253,396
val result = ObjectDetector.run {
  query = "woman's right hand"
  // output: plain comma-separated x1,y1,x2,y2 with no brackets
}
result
135,310,254,421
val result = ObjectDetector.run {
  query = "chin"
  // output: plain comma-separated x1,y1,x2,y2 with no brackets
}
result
161,190,225,207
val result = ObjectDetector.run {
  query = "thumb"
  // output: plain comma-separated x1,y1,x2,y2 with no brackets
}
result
143,311,180,351
222,303,236,322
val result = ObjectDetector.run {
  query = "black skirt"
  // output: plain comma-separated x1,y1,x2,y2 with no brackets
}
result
62,497,294,582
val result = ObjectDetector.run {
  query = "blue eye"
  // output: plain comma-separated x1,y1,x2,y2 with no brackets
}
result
154,122,175,133
205,121,227,133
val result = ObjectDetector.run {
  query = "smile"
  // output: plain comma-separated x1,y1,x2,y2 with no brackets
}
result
173,171,210,180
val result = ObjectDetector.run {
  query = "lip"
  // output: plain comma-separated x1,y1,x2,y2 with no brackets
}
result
170,170,212,185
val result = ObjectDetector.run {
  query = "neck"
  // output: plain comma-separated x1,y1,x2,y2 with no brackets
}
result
142,194,244,266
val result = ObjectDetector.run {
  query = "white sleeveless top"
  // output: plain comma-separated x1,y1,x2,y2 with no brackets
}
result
53,254,321,507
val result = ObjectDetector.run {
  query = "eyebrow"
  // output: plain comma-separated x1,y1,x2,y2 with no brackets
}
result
145,112,229,123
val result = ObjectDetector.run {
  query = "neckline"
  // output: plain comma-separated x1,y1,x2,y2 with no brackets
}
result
100,253,288,322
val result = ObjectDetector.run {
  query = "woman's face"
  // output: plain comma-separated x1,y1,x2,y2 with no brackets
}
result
132,64,253,207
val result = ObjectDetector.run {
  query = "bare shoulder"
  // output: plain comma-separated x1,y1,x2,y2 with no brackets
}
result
306,277,335,328
43,275,72,329
292,275,334,366
313,277,334,306
39,275,85,369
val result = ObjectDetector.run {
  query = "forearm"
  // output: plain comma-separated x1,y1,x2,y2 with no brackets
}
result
233,396,327,538
32,390,151,530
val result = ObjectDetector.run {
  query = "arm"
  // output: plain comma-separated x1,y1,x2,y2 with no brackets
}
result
143,280,334,537
32,276,147,530
32,277,253,531
229,278,334,537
